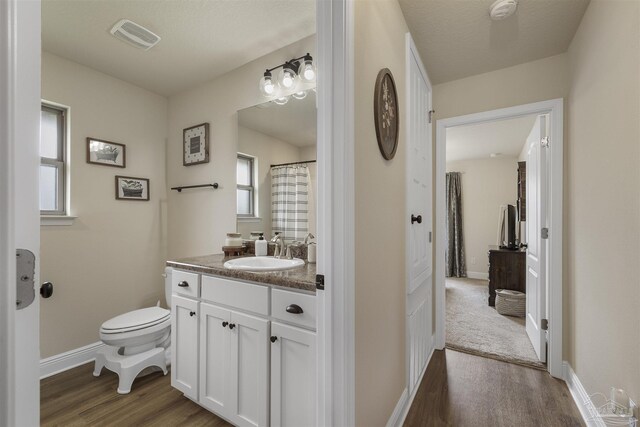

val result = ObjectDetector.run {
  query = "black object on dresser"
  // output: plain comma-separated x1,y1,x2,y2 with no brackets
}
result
488,245,526,306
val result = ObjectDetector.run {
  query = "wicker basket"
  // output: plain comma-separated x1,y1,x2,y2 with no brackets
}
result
495,289,526,317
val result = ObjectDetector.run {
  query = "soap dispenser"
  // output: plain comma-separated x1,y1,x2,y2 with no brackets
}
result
255,234,268,256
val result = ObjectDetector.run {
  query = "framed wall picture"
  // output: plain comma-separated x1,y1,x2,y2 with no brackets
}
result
183,122,210,166
115,176,150,201
373,68,399,160
87,138,126,168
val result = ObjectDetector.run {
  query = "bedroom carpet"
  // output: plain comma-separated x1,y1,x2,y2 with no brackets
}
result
446,277,546,370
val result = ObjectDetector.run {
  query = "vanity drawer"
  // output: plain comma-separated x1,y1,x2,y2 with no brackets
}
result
271,289,316,330
201,275,269,316
172,269,200,298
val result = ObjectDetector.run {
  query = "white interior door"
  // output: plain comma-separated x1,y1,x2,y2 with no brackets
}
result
406,34,433,392
1,0,41,425
525,115,548,363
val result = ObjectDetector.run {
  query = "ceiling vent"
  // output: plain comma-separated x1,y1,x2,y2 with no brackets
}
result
110,19,161,50
489,0,518,20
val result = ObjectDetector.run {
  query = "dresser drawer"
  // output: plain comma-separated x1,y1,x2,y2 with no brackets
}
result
201,275,269,316
271,289,316,330
172,269,200,298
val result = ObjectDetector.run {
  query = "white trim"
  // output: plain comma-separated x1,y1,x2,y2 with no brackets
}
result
435,99,564,378
393,343,435,427
316,0,355,426
40,215,77,226
385,388,408,427
0,0,17,423
40,342,107,379
466,271,489,281
563,361,607,427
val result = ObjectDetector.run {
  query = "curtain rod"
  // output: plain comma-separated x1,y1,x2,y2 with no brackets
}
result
270,160,317,168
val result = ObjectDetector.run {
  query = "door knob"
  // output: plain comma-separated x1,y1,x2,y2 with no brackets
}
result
40,282,53,299
270,336,278,343
411,214,422,224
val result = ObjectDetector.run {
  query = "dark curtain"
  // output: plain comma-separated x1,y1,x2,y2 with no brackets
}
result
446,172,466,277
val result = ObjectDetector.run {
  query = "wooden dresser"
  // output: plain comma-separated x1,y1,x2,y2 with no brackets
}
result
488,245,526,306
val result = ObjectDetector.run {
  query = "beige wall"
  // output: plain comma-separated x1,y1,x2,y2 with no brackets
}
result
167,36,315,259
446,158,519,278
354,0,407,425
40,53,168,358
237,125,301,239
566,0,640,402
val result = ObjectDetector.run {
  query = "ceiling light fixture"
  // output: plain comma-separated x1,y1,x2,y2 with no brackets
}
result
489,0,518,20
259,53,316,105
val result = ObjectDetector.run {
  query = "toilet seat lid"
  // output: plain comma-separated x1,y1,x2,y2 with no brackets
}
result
101,307,170,333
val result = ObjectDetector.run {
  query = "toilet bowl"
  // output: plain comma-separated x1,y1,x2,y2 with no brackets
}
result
93,268,173,394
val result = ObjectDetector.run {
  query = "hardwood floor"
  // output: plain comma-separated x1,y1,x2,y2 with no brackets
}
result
41,363,230,426
404,349,585,427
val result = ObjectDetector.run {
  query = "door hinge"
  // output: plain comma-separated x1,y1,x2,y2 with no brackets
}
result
428,109,435,124
541,228,549,239
541,136,550,148
541,318,549,330
316,274,325,291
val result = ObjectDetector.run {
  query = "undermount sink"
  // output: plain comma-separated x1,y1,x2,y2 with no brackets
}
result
223,256,305,272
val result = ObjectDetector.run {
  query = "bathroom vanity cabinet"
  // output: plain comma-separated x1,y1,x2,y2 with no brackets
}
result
170,267,316,427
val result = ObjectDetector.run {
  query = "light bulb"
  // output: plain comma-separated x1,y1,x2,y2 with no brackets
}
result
259,71,275,97
298,54,316,83
292,90,307,100
282,71,294,88
278,63,298,90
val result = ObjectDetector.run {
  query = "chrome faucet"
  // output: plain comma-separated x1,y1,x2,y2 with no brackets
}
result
304,233,315,244
270,234,285,259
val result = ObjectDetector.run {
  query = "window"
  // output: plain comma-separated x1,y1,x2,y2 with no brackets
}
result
237,154,256,217
40,104,66,215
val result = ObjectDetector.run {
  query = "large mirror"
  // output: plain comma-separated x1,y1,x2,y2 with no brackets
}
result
236,92,317,242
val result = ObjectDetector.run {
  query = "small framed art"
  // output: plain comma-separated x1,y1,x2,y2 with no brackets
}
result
115,176,150,201
87,138,126,168
183,122,210,166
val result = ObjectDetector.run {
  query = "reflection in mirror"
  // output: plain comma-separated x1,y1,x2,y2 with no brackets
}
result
236,92,316,243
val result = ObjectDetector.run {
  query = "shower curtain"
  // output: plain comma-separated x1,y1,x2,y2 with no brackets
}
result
271,164,311,243
446,172,466,278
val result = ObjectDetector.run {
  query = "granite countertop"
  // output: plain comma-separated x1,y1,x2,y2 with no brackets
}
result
166,253,317,293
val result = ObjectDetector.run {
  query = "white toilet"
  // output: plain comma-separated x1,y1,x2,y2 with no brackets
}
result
93,268,173,394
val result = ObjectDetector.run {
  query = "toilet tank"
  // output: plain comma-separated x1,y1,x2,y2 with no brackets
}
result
164,267,173,308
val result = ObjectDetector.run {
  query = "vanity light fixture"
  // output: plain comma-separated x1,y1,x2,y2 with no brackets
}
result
259,53,316,105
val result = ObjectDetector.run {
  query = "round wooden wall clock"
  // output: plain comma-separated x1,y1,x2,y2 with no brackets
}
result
374,68,399,160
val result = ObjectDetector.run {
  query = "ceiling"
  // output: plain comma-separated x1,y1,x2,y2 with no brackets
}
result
42,0,316,96
238,92,317,148
446,115,537,162
399,0,590,84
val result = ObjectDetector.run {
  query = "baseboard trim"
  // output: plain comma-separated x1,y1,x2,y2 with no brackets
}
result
563,361,606,427
390,335,436,427
466,271,489,280
40,341,107,379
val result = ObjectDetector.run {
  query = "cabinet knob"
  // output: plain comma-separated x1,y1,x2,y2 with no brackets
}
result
178,281,189,287
285,304,304,314
189,311,196,317
222,321,229,328
270,336,278,343
229,323,236,330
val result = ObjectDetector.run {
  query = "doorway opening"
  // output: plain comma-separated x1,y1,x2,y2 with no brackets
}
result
434,99,564,378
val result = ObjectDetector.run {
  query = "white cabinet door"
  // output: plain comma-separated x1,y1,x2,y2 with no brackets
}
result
271,322,316,427
199,303,232,415
171,295,199,400
228,311,269,427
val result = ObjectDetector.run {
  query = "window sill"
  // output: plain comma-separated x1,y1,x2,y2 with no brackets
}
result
41,215,77,226
237,217,262,223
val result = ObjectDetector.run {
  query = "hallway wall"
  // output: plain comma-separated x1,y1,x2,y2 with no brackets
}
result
566,0,640,403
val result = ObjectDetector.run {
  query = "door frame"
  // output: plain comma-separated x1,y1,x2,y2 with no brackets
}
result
316,0,355,426
434,98,564,378
0,0,17,423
